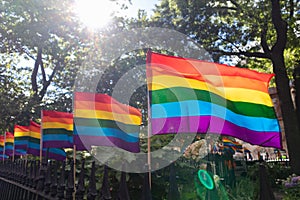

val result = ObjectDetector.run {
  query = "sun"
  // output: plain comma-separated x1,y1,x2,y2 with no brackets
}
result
75,0,116,29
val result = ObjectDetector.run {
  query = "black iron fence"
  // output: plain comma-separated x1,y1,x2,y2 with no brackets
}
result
0,156,277,200
0,159,152,200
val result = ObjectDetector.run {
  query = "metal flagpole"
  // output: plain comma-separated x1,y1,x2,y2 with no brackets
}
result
73,144,76,200
3,132,6,162
146,49,152,189
40,112,43,165
72,91,77,200
12,134,15,162
147,117,152,188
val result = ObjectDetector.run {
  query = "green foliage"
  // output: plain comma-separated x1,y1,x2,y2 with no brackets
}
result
0,64,31,132
0,0,88,130
150,0,299,70
226,177,259,200
282,186,300,200
267,163,292,189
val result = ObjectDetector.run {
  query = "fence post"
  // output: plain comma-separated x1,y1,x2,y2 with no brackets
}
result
76,160,85,200
44,161,52,194
117,171,130,200
36,159,46,192
27,161,35,200
16,159,22,183
100,165,112,199
87,161,97,200
24,159,29,186
66,159,74,200
57,161,66,199
51,161,59,197
28,160,33,187
141,165,152,200
33,160,40,189
167,163,180,200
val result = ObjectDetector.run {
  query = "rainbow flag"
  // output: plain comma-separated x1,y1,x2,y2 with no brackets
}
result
14,125,30,153
4,132,14,156
73,92,142,152
146,51,281,148
27,121,41,156
222,137,243,149
0,135,4,154
28,121,66,161
42,110,73,148
220,145,236,154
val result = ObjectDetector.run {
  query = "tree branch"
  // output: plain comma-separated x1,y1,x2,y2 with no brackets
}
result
229,0,239,8
289,0,294,19
22,48,36,60
271,0,287,53
208,48,271,59
31,47,42,94
40,59,47,83
220,37,240,51
38,59,62,100
261,24,271,54
213,6,237,11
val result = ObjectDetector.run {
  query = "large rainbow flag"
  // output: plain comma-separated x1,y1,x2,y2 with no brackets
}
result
146,51,281,148
73,92,142,152
4,132,14,156
42,110,73,148
28,120,66,161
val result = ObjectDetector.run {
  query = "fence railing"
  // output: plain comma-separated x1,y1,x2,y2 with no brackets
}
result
0,159,152,200
0,156,277,200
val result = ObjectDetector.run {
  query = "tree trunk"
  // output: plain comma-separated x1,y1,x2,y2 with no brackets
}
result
271,53,300,174
293,65,300,125
270,0,300,174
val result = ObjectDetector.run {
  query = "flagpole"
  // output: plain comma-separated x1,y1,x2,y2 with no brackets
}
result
147,122,152,189
3,132,6,162
73,144,76,200
25,154,28,168
12,134,15,162
72,92,77,200
40,112,43,165
146,49,152,189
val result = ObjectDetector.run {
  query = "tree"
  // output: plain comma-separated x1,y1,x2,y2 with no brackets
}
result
0,0,88,130
148,0,300,173
0,64,31,132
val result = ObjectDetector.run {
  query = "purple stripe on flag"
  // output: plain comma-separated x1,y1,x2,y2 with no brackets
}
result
27,149,66,161
47,152,66,161
15,144,27,150
43,141,73,148
74,135,140,153
5,150,14,156
27,148,40,157
151,116,281,148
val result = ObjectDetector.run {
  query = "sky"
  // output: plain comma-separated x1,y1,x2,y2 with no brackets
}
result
121,0,159,17
74,0,160,29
